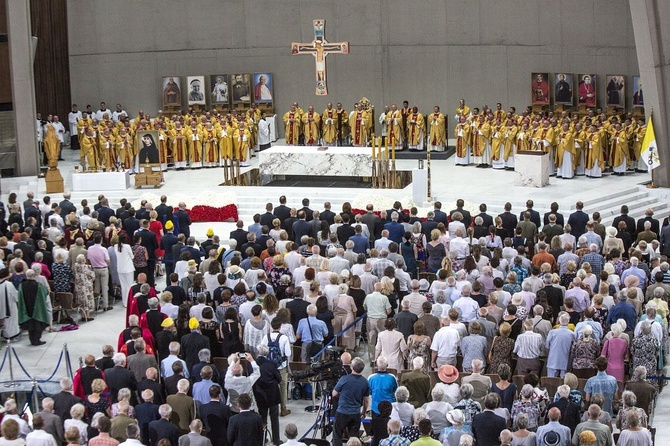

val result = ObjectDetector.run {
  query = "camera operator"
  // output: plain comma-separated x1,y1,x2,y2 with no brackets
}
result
331,357,370,446
253,345,281,445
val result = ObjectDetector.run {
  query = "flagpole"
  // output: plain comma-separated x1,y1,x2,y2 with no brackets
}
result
646,109,658,188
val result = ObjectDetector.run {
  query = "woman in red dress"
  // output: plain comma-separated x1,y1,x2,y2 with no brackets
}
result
149,210,165,277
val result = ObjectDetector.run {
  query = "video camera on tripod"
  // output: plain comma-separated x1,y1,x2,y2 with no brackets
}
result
290,345,346,385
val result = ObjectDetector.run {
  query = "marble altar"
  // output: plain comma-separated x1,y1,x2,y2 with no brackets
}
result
72,170,131,191
259,146,383,177
514,151,550,187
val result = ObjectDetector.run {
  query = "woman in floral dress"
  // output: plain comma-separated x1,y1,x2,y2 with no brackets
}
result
410,222,426,263
631,321,660,385
73,254,95,320
407,321,431,373
488,322,515,374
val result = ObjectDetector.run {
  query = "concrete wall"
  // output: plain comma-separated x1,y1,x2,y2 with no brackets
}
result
68,0,639,134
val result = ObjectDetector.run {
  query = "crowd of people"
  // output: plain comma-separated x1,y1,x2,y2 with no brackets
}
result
1,190,668,446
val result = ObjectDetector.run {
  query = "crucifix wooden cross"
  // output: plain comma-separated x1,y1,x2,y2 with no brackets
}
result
291,19,349,96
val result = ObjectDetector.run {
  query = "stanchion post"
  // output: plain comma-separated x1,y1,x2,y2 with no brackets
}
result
63,343,73,380
4,339,17,388
31,379,39,413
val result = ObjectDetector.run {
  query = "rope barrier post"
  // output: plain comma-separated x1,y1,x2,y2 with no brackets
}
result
31,379,39,413
4,338,17,388
63,344,74,380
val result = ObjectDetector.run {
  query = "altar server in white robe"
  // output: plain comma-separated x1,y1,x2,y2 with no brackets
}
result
0,270,20,340
379,106,389,145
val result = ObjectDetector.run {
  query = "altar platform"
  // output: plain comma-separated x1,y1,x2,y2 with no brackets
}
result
72,170,131,192
258,145,386,179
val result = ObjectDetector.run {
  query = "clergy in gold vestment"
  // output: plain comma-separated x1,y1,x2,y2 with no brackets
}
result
217,118,234,160
502,120,519,169
322,103,338,145
100,128,117,170
43,125,60,169
407,107,425,151
186,123,203,168
516,123,532,152
336,104,349,145
490,122,505,169
351,105,369,147
116,128,134,171
202,124,219,167
472,115,492,166
454,116,472,165
80,128,98,171
584,126,605,177
155,125,169,170
237,122,251,166
455,99,471,122
386,105,404,148
283,106,301,145
302,106,321,146
428,106,446,152
633,120,647,170
610,124,629,175
169,124,188,169
556,124,576,179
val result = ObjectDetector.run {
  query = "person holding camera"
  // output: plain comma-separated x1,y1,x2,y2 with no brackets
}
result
331,357,370,446
224,352,261,413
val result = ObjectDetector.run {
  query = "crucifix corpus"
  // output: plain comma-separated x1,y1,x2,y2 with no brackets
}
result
291,19,349,96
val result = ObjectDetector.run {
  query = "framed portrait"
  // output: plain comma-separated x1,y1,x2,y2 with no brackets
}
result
252,73,273,103
162,76,182,107
531,72,550,105
632,76,644,107
554,73,573,105
231,73,251,104
210,74,229,104
577,74,597,106
606,75,625,107
136,130,161,164
186,76,206,105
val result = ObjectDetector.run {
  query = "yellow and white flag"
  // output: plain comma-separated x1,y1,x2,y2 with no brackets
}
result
640,116,660,171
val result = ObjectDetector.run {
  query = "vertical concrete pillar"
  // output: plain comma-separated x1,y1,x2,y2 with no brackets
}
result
7,0,38,177
630,0,670,186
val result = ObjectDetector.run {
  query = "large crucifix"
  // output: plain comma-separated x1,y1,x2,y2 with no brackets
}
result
291,19,349,96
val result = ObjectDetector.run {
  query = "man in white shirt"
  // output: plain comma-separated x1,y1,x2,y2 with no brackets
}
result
374,230,392,252
513,319,544,374
283,244,302,274
450,228,470,260
118,423,143,446
1,399,30,438
189,293,208,321
453,284,480,322
283,423,307,446
328,249,350,275
25,414,57,446
261,318,293,416
395,261,411,293
404,280,426,317
112,103,127,123
359,264,378,295
67,104,82,151
95,102,112,121
430,319,461,367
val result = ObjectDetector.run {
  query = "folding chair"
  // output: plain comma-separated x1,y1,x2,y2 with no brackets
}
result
57,292,88,323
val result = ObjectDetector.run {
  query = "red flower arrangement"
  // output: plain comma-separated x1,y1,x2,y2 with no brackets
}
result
174,204,239,223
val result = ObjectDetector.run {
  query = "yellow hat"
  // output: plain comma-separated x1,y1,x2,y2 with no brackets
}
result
187,259,197,267
188,317,199,330
165,221,174,230
206,228,214,237
161,317,174,328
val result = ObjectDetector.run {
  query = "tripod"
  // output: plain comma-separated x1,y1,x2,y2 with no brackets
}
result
302,380,334,440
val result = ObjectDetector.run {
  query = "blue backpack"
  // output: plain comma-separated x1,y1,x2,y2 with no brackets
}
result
266,333,284,366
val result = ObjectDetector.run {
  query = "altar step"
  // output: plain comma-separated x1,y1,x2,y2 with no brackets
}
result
394,146,454,160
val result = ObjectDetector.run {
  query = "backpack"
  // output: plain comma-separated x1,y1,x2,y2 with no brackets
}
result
266,333,284,366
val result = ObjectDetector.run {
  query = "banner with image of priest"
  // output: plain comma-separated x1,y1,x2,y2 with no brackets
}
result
162,76,182,107
606,75,625,107
231,74,251,104
187,76,206,106
531,72,550,105
210,74,229,104
633,76,644,107
578,74,597,106
253,73,273,103
554,73,573,105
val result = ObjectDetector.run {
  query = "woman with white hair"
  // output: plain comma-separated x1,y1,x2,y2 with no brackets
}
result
510,385,541,431
390,386,415,427
454,383,481,426
616,390,648,431
510,412,536,445
322,272,340,303
617,411,653,446
73,254,95,320
375,318,407,372
631,321,660,385
570,325,600,378
422,386,453,432
110,388,136,418
332,284,357,352
398,407,428,443
602,226,624,256
601,323,628,382
63,404,88,444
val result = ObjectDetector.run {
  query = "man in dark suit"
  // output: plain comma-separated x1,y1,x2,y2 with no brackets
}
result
199,386,231,446
105,353,138,403
259,203,275,228
240,234,262,259
160,222,179,280
433,201,448,225
612,205,637,237
545,385,581,433
272,195,290,228
252,347,282,445
94,194,104,211
299,198,314,221
15,233,35,264
96,198,115,226
51,378,82,421
175,202,192,238
149,403,180,446
471,394,507,446
449,198,472,227
229,221,248,250
385,201,406,222
336,214,356,244
360,204,383,243
518,199,541,228
115,199,128,219
383,213,405,244
543,202,565,226
155,195,173,226
137,219,159,286
180,237,202,265
137,367,165,405
292,210,313,242
123,208,140,236
320,202,336,226
498,202,518,240
475,203,494,229
421,212,439,238
164,361,187,396
24,201,42,228
181,320,211,372
285,291,309,332
135,389,160,444
636,208,660,236
567,201,589,238
171,234,186,273
283,208,298,237
59,192,75,219
227,393,264,446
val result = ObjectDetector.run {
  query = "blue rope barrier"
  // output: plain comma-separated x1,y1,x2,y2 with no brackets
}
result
10,345,65,383
12,348,34,380
310,312,367,360
0,346,9,374
37,349,64,383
